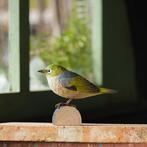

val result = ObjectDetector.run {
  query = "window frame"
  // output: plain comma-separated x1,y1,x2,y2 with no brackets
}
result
0,0,59,122
0,0,139,123
0,0,103,122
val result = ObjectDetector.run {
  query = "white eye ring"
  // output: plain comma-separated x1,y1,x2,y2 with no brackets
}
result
48,69,52,73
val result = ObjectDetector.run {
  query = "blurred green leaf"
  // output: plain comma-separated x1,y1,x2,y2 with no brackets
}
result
30,2,93,81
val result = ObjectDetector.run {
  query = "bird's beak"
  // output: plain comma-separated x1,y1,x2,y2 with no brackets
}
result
38,69,47,73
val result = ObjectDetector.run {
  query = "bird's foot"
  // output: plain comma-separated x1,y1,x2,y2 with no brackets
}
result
55,102,76,109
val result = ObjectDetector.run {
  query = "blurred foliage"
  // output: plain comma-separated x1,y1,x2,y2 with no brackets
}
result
30,2,93,80
30,0,51,9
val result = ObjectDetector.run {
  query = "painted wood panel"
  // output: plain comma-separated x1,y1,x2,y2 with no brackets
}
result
1,123,147,143
8,0,20,92
1,123,147,147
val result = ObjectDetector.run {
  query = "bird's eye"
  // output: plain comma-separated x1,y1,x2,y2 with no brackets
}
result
48,69,51,73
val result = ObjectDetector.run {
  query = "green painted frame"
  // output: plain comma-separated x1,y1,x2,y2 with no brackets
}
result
91,0,102,85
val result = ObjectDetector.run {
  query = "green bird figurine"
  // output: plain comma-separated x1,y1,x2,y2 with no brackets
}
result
38,64,116,107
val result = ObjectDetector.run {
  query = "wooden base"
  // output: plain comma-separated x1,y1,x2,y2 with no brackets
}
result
52,106,82,126
1,123,147,145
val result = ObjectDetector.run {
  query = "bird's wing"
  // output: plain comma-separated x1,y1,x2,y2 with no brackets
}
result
59,71,99,93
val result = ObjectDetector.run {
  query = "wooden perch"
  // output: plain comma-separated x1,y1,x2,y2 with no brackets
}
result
52,106,82,126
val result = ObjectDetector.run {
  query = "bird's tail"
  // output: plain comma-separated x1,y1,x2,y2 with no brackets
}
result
99,87,117,94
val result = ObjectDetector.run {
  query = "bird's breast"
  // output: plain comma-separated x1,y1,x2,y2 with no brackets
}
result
47,76,81,99
47,76,74,98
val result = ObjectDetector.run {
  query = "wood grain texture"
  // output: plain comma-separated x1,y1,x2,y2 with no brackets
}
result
1,123,147,143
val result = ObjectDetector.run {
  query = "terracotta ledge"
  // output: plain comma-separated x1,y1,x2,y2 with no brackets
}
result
0,123,147,143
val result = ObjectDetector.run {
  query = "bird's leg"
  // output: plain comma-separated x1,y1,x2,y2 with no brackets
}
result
65,99,73,105
55,99,76,109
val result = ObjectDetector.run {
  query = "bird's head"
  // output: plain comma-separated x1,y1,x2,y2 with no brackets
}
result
38,64,66,78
